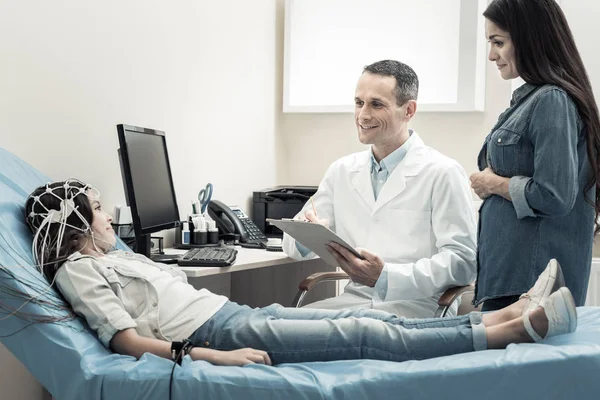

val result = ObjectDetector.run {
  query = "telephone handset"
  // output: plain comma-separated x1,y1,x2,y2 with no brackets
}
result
207,200,268,246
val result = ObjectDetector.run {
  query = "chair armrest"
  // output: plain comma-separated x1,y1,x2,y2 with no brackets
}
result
292,272,350,307
298,272,350,291
437,283,475,309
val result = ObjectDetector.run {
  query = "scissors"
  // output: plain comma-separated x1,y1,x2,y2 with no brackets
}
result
198,183,213,214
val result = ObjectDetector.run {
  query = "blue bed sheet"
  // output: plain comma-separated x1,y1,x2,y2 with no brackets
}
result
2,146,600,400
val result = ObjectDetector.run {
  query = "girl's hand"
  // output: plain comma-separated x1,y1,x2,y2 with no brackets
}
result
191,347,272,366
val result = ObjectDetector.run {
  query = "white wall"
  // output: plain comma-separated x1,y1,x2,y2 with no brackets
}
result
276,1,600,191
0,0,281,227
561,0,600,119
276,6,512,185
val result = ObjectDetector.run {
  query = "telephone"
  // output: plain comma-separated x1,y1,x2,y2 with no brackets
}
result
207,200,268,247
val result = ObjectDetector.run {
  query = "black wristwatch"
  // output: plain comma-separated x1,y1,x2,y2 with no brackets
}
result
171,340,194,365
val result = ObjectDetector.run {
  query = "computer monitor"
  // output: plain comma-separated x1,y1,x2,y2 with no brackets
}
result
117,124,180,257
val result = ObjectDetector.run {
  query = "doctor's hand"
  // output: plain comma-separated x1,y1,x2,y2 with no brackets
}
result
326,243,384,287
304,210,330,229
470,168,511,201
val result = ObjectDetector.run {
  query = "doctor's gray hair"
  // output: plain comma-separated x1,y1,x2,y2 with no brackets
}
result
363,60,419,106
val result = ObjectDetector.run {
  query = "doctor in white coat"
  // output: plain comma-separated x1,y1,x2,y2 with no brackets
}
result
283,60,477,318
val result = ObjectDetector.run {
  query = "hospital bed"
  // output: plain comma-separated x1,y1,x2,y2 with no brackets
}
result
2,146,600,400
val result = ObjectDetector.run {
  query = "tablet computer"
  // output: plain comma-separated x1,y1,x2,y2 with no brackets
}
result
266,218,364,267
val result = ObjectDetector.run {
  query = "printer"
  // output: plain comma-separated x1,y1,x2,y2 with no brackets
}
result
252,186,318,238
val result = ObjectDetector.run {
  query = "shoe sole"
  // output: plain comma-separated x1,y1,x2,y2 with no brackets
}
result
543,259,559,298
523,259,561,315
554,261,566,291
556,287,578,334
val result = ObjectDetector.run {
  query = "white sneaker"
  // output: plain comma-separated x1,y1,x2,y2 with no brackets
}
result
523,287,577,342
521,259,565,316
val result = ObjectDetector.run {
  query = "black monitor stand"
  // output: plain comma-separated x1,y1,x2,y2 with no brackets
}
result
135,234,152,258
136,233,180,264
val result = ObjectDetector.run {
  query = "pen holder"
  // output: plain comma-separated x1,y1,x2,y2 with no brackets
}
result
192,230,207,245
208,229,219,244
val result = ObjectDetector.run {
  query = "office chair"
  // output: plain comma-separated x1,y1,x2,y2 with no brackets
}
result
292,271,477,317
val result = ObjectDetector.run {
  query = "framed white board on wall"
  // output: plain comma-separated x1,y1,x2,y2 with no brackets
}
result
283,0,488,113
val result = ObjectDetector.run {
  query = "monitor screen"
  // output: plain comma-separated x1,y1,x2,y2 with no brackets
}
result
117,124,180,236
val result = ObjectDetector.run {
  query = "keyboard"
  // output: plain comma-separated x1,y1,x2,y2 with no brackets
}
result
177,246,238,267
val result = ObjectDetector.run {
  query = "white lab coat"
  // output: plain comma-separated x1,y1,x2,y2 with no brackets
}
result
283,133,477,318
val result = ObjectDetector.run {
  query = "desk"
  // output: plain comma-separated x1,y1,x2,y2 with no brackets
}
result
165,247,337,307
166,247,302,278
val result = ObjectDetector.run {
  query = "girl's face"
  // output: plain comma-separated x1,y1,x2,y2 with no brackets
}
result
88,194,116,252
486,20,519,80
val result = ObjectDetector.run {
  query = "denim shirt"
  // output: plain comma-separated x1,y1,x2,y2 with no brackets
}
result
474,83,595,306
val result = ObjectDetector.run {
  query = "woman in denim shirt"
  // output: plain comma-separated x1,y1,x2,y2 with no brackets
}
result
470,0,600,311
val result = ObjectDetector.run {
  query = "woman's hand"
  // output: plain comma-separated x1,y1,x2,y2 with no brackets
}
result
470,168,511,201
190,347,272,366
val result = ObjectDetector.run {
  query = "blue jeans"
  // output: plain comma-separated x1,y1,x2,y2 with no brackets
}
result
188,301,487,364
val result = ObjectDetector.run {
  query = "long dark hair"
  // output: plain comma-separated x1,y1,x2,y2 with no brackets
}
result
25,180,94,280
485,0,600,234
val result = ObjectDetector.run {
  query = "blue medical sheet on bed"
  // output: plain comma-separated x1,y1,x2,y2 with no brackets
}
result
2,146,600,400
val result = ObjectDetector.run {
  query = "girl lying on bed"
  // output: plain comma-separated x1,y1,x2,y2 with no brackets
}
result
24,179,576,366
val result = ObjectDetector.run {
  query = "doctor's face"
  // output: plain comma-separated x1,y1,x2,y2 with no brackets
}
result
486,20,519,80
354,72,409,146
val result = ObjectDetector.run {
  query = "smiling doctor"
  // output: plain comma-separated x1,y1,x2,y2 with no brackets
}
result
283,60,477,318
